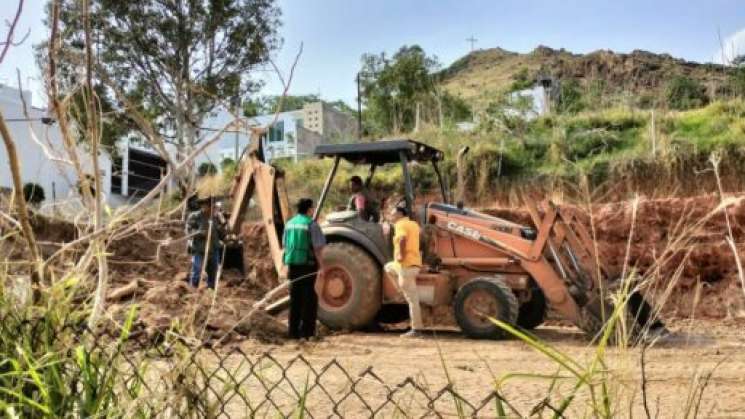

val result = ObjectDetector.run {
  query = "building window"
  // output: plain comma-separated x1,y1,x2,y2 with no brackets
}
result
268,121,284,142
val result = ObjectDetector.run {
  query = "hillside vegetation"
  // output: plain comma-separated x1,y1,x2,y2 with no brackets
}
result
208,45,745,207
440,46,734,107
271,100,745,208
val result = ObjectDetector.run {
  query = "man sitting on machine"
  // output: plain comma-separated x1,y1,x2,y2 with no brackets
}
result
347,175,380,222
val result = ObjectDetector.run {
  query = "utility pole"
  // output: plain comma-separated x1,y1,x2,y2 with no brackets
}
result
466,36,478,52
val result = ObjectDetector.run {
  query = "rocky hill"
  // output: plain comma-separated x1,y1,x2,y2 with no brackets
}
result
440,46,732,105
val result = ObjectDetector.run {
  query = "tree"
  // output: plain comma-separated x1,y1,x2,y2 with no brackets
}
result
359,45,472,134
35,2,128,152
264,94,319,113
666,76,709,110
731,54,745,67
242,97,263,117
360,45,439,133
326,100,356,115
439,92,472,123
220,157,236,170
243,94,322,117
44,0,281,172
198,162,218,177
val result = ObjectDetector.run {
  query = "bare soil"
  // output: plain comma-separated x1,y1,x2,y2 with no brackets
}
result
12,193,745,415
485,193,745,319
233,318,745,417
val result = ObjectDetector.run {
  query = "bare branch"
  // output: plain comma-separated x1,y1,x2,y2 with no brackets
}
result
44,119,238,266
267,42,303,128
0,110,43,283
0,0,24,65
48,0,95,210
16,70,73,165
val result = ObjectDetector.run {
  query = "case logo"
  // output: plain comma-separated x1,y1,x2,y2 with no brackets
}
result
447,221,481,240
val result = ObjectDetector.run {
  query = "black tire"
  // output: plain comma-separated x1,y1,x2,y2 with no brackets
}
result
454,277,519,339
516,283,546,330
317,242,381,330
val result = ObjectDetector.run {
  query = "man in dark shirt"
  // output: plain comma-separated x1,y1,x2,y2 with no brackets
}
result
186,197,224,289
282,198,326,339
347,176,379,222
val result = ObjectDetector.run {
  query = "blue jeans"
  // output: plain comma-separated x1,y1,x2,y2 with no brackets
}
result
190,250,221,288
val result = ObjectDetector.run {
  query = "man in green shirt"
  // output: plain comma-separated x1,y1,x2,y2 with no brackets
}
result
282,198,326,339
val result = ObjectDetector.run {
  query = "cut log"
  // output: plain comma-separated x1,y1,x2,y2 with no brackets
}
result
107,279,139,301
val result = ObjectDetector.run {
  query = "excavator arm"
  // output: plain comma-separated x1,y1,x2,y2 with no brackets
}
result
227,129,290,276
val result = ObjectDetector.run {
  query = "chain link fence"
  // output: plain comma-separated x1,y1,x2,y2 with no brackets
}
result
0,315,514,418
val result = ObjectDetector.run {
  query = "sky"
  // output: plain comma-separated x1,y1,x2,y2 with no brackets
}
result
2,0,745,108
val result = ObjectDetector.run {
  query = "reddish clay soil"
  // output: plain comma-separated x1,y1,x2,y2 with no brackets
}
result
485,193,745,319
14,192,745,345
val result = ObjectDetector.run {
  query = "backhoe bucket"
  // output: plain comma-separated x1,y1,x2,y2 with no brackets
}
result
526,201,667,342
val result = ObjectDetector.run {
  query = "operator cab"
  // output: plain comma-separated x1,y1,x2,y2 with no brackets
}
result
313,139,448,220
313,139,448,264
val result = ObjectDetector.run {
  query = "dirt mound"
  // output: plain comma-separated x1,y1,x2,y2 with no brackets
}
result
594,194,745,319
31,214,78,243
103,221,285,344
240,223,278,292
484,194,745,319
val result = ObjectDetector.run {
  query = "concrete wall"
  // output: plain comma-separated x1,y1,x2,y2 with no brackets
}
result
321,104,358,143
302,102,357,143
0,84,113,216
509,85,550,118
296,126,324,158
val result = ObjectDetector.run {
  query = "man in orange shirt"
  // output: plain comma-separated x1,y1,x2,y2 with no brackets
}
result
384,205,424,338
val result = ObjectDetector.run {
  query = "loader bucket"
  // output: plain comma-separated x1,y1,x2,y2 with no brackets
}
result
526,201,667,342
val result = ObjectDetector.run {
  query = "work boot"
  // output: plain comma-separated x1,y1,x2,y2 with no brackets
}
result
401,330,424,338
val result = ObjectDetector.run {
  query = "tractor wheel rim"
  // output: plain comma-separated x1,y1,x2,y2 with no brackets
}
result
463,289,499,328
320,266,353,309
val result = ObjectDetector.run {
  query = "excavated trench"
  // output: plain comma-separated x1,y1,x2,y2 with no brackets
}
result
10,193,745,344
485,193,745,319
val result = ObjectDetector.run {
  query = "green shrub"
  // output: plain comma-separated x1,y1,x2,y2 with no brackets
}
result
198,162,218,177
556,79,584,113
666,75,709,110
729,66,745,97
509,67,534,92
564,108,647,132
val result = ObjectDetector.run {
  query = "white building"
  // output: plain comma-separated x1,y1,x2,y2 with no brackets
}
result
194,100,358,166
1,88,358,207
508,84,551,119
0,84,114,214
196,107,304,165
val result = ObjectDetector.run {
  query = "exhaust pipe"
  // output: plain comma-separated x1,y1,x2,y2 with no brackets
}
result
456,146,470,209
